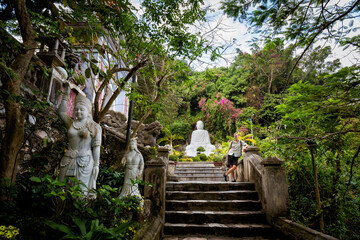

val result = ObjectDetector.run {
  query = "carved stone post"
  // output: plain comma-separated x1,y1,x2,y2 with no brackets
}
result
243,146,261,181
157,146,170,172
167,161,175,176
235,159,244,182
261,157,290,223
143,146,169,230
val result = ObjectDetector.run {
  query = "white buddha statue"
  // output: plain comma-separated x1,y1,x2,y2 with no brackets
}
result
186,120,215,157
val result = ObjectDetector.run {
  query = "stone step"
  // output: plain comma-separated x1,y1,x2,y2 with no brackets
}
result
165,210,267,224
166,200,262,211
166,190,259,201
176,177,225,182
175,173,225,178
164,223,278,237
166,182,255,191
175,166,217,169
163,235,288,240
176,163,216,168
175,169,224,174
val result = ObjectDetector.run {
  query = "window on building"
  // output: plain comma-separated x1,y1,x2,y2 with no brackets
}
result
49,78,62,105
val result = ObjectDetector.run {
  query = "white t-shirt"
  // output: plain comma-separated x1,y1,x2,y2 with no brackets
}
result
228,140,245,157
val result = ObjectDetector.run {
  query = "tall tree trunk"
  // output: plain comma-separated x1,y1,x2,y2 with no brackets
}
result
330,154,341,223
130,109,153,139
0,0,36,187
309,145,325,232
93,61,147,123
268,68,273,94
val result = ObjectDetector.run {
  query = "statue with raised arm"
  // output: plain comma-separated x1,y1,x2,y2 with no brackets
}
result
58,83,102,198
185,120,216,157
119,137,144,202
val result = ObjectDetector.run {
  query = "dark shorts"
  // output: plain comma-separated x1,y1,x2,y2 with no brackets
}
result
227,155,239,166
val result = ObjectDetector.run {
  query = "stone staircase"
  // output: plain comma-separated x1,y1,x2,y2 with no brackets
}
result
174,162,224,181
163,162,289,239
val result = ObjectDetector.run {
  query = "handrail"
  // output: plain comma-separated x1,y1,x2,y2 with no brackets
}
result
248,157,262,176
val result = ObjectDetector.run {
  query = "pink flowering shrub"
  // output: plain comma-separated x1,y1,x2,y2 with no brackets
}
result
238,124,248,135
199,93,244,138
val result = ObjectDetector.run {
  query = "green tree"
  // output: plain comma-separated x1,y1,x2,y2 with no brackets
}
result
157,128,184,154
240,39,296,94
298,46,341,84
0,0,38,186
221,0,360,84
217,64,249,107
276,66,360,233
0,0,214,186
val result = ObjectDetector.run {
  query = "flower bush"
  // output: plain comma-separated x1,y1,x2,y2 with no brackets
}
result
0,225,19,239
178,158,193,162
199,93,244,139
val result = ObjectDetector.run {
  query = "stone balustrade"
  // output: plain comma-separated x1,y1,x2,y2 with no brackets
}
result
242,147,338,240
242,146,290,223
135,146,170,240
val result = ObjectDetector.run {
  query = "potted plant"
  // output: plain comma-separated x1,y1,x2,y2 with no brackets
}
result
209,154,223,167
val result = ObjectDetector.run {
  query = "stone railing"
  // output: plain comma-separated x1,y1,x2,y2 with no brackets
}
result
134,146,170,240
242,146,338,240
242,146,290,223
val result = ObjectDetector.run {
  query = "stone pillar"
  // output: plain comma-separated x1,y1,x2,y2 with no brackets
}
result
143,146,169,233
235,159,244,182
168,161,175,176
157,146,170,172
261,157,290,223
53,39,59,54
243,146,260,181
61,48,66,60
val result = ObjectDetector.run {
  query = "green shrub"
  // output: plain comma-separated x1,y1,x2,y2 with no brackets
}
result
178,158,193,162
171,121,192,141
169,155,179,161
198,153,207,161
0,170,142,240
148,146,158,159
208,154,223,162
193,155,200,161
196,146,205,153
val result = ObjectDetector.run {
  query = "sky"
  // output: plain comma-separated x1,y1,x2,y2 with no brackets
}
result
189,0,253,70
189,0,360,71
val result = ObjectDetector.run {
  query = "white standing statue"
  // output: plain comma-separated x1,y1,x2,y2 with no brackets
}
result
186,120,216,157
119,138,144,203
59,83,102,198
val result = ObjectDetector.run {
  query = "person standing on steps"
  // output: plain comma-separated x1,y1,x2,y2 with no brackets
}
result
223,133,248,182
